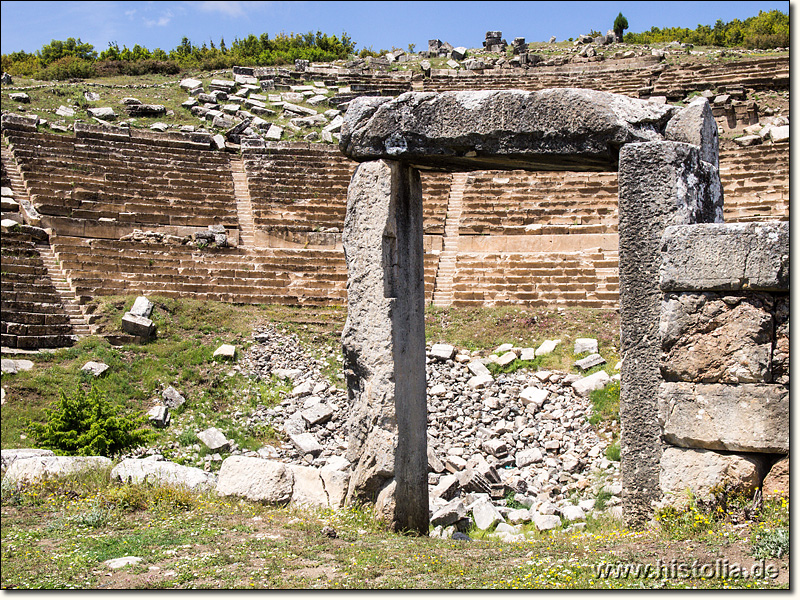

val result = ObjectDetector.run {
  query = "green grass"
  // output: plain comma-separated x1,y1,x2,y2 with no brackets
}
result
588,380,620,426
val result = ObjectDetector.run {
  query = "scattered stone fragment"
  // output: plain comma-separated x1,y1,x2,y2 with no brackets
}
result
574,353,606,371
81,361,109,377
197,427,230,451
535,339,560,356
161,386,185,409
213,344,236,359
572,370,611,397
104,556,143,569
147,405,170,428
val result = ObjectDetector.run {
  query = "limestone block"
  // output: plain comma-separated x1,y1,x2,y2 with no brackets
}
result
216,456,293,503
471,498,504,530
533,513,561,531
180,78,203,90
659,447,764,502
535,339,560,356
519,386,548,408
121,312,155,338
430,498,467,526
769,125,789,143
111,458,215,490
430,474,460,500
1,448,54,472
161,386,186,409
659,382,787,453
319,468,350,508
289,464,329,507
571,370,610,397
130,296,154,318
87,107,116,120
147,405,170,428
300,403,334,426
3,456,112,486
574,338,598,355
467,360,492,377
559,505,586,522
197,427,230,451
430,343,455,360
664,97,719,167
339,89,678,172
495,351,517,367
289,432,323,456
515,447,543,467
81,361,109,377
574,353,606,371
660,292,773,384
212,344,236,359
762,456,788,497
104,556,142,569
660,222,789,292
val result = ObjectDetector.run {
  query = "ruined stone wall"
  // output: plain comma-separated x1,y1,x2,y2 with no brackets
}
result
656,222,788,505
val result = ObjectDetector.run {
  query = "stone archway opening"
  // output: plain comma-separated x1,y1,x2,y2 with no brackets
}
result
337,89,721,533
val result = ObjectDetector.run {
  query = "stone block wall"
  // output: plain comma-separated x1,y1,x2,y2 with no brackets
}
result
657,222,788,505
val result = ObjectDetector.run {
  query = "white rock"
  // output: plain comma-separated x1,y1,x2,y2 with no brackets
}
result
197,427,230,451
3,455,112,486
533,513,561,530
430,343,456,360
289,432,323,456
495,343,514,354
81,361,109,377
213,344,236,359
468,374,494,389
472,499,505,530
535,339,560,356
559,505,586,521
429,383,447,396
495,351,517,367
216,456,293,503
515,448,543,467
104,556,142,569
111,458,215,490
573,338,598,354
519,386,548,407
0,448,55,471
571,370,611,397
519,348,537,361
467,360,492,377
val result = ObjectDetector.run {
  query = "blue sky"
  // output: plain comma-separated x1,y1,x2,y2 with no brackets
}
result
0,1,791,56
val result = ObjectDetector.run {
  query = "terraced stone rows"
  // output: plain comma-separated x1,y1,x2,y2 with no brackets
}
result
651,57,789,97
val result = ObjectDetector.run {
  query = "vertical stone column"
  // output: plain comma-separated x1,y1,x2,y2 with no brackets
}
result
341,159,429,534
617,141,722,527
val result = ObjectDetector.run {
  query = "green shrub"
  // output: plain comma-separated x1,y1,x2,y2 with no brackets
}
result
27,384,152,457
752,527,789,558
605,441,620,461
35,55,96,80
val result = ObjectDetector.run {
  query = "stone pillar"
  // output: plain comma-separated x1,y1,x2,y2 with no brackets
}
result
617,141,722,527
341,159,429,534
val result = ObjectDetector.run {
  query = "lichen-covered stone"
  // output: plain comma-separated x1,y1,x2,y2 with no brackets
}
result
664,96,719,167
215,456,293,503
340,89,678,172
660,292,773,383
659,447,764,502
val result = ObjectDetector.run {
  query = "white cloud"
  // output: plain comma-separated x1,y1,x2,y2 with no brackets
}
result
144,9,174,27
197,1,246,18
124,9,136,19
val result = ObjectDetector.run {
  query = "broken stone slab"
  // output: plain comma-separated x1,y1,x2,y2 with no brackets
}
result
762,456,788,497
339,89,678,172
1,448,55,472
519,386,548,408
659,446,765,503
3,455,112,486
733,134,761,147
289,432,323,456
574,353,606,371
559,505,586,522
300,403,334,426
430,498,467,526
111,458,215,490
515,447,543,467
467,374,494,389
121,312,155,338
104,556,142,569
283,102,317,117
571,370,611,397
660,222,789,292
161,386,185,409
769,125,789,143
180,78,203,90
81,361,109,377
130,296,154,319
197,427,230,451
216,456,293,503
495,351,517,367
430,343,456,360
289,464,331,507
264,124,283,140
573,338,598,355
533,513,561,531
10,92,31,103
467,360,492,377
147,405,170,428
659,382,788,453
664,96,719,167
471,498,505,530
212,344,236,359
535,339,560,356
430,473,460,500
126,104,166,117
55,105,75,117
87,107,116,120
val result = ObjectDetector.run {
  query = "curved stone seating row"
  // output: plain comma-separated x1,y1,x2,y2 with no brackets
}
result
1,230,75,349
451,250,620,308
651,56,789,98
719,143,789,223
5,129,237,231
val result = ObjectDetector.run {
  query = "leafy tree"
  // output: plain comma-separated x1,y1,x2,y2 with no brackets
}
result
38,37,97,65
27,385,152,457
614,12,629,41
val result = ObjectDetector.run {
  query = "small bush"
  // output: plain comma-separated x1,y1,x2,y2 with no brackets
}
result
752,526,789,558
605,441,620,461
36,55,96,80
588,380,620,425
27,384,152,457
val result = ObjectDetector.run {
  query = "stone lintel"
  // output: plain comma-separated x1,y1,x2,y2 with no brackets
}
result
659,382,788,454
660,222,789,292
617,140,722,527
339,90,678,172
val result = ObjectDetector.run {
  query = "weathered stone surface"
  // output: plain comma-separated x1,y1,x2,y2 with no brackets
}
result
618,141,722,527
87,107,116,120
573,338,598,355
664,97,719,167
81,361,109,377
104,556,142,569
111,458,215,490
197,427,230,451
430,498,466,526
574,353,606,371
519,386,548,408
161,386,186,409
571,370,610,397
340,90,677,172
535,339,560,356
472,498,504,530
121,312,155,337
659,382,788,453
559,505,586,522
213,344,236,359
772,296,789,385
130,296,154,318
1,448,54,472
660,292,773,383
659,447,764,502
660,222,789,292
319,467,350,508
533,513,561,530
762,456,788,497
430,343,455,360
289,432,323,456
289,464,330,507
216,457,293,503
341,159,428,533
301,403,334,426
3,456,112,486
147,405,170,428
